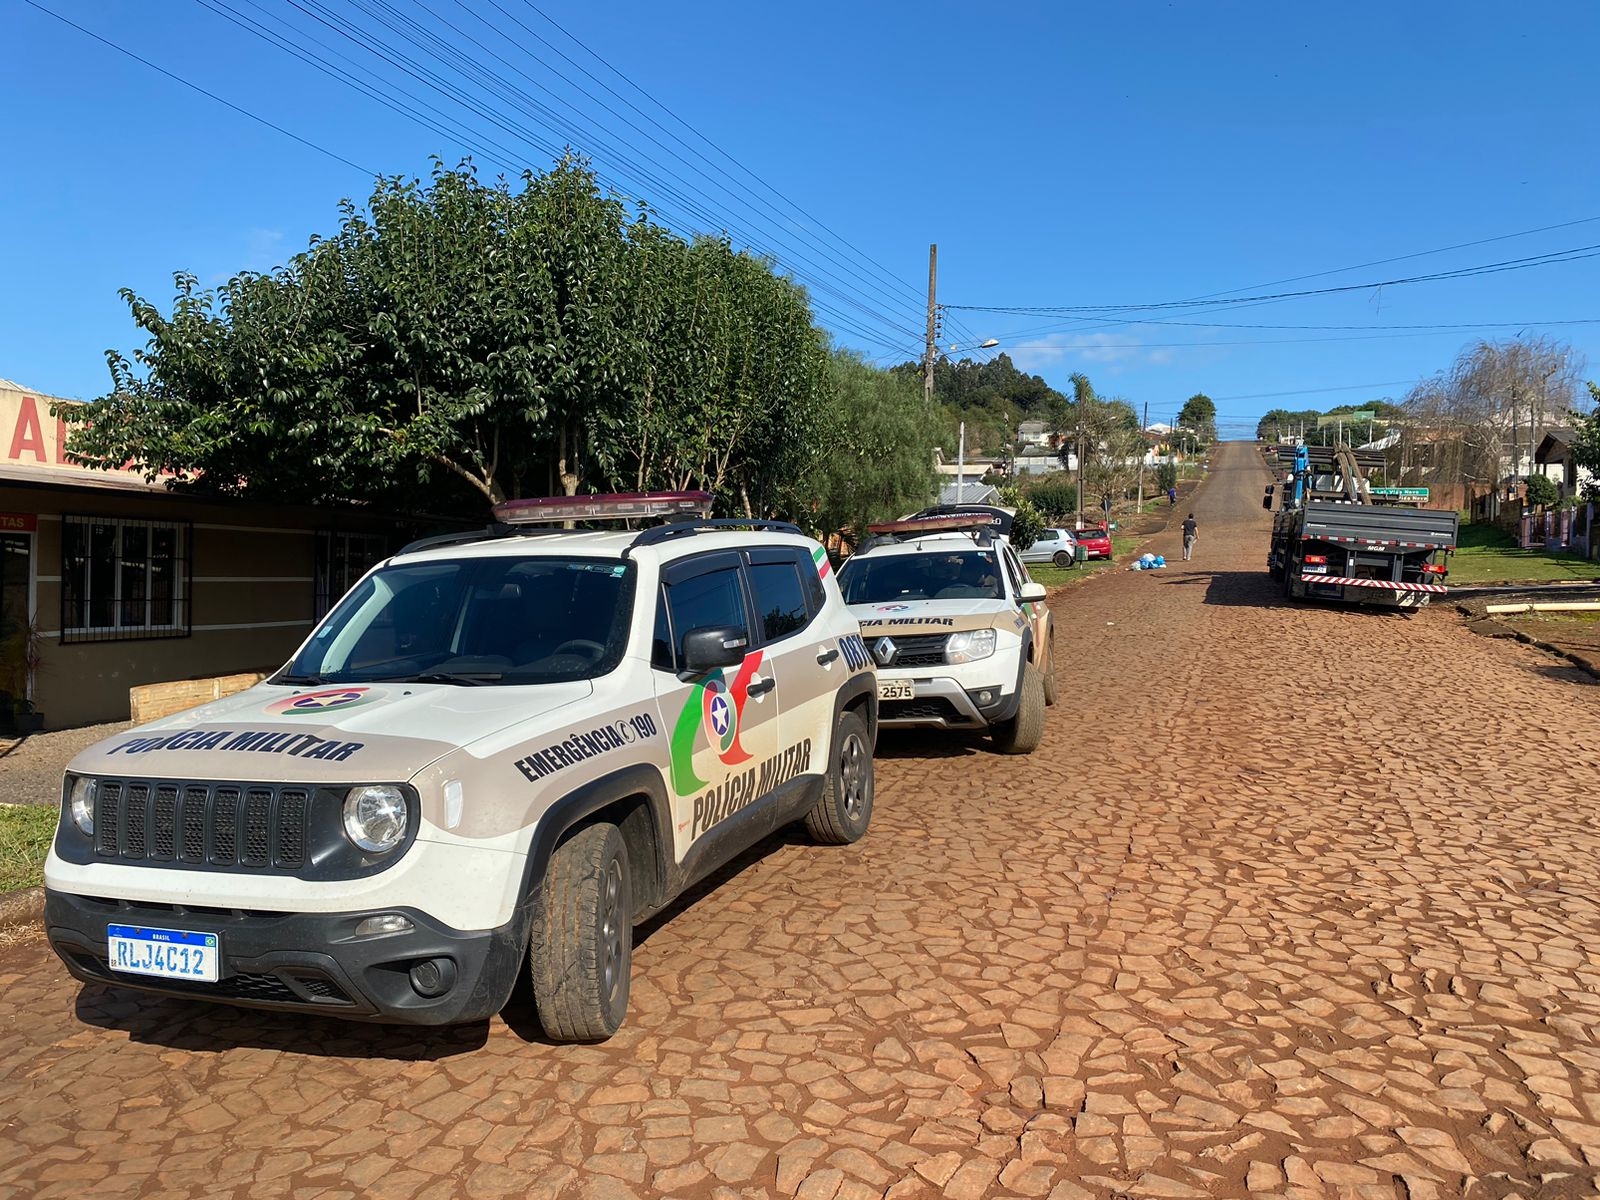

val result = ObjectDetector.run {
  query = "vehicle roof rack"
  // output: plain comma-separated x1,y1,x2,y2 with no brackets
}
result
625,518,804,556
856,514,996,553
395,491,721,558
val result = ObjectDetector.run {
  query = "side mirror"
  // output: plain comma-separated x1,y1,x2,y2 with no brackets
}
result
1019,581,1047,603
681,625,749,674
1263,494,1274,510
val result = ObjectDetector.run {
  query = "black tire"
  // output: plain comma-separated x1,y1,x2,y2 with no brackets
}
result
1041,650,1059,707
803,710,874,845
528,822,631,1042
1053,550,1074,568
992,664,1046,755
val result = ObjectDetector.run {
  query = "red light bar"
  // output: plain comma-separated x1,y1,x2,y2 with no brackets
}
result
493,491,713,525
1304,554,1328,565
867,514,995,536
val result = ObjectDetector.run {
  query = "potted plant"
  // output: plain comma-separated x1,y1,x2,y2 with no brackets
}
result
0,615,45,735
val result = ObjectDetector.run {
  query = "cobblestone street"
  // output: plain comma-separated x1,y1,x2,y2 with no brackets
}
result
3,442,1599,1200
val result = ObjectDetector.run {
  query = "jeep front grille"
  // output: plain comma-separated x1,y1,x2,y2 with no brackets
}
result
94,780,311,871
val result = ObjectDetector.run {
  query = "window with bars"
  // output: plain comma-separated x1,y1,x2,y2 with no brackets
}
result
61,516,191,643
314,530,391,619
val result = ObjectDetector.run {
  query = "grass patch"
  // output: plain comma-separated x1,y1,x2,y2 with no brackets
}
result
1028,534,1148,589
1447,523,1600,585
0,804,56,893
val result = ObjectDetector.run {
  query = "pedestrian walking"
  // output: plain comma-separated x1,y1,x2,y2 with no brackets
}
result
1182,512,1198,561
1167,485,1177,507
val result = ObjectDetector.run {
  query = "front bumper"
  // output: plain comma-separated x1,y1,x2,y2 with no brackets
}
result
876,675,1022,730
44,889,529,1025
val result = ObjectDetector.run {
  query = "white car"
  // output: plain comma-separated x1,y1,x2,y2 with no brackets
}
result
1018,527,1079,567
44,492,877,1039
838,516,1055,754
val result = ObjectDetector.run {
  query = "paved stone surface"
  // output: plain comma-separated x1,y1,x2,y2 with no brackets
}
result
3,442,1599,1199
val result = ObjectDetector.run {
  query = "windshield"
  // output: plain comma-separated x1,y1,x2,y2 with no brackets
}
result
840,551,1004,603
282,555,637,685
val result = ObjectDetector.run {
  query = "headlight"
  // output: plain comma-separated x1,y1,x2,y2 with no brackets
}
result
342,785,409,853
69,777,96,836
945,628,997,664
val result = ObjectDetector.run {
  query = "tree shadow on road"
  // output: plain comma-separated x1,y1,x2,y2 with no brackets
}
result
1158,570,1293,608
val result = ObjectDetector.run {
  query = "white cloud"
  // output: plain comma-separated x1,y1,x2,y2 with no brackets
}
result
1005,332,1173,375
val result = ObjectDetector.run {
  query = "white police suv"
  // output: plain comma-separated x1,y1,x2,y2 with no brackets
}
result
838,515,1055,754
44,493,876,1040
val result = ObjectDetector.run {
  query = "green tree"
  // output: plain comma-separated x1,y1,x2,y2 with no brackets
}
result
63,158,831,519
809,351,938,537
1021,473,1077,521
1155,462,1178,492
998,485,1046,552
1523,473,1559,509
1568,382,1600,499
1177,393,1218,445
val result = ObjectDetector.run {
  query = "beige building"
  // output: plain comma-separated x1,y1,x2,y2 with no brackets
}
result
0,379,411,730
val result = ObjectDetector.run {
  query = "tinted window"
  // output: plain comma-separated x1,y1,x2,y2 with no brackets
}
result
665,567,748,661
839,552,1003,603
652,593,674,670
749,560,810,641
285,556,636,684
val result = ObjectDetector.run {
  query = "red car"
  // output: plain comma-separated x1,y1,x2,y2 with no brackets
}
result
1073,525,1112,560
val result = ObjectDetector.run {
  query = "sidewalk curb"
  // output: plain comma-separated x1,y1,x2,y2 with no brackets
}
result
1456,603,1600,682
0,887,44,932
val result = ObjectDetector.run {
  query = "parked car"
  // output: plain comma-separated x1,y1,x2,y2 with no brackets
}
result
1073,525,1113,560
838,515,1055,754
1018,528,1078,567
43,491,878,1039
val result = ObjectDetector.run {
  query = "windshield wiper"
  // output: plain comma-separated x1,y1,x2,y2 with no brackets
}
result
400,671,503,686
273,673,329,685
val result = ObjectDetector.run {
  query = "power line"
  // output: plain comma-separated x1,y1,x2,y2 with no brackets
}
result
515,0,931,314
22,0,375,175
947,242,1600,315
278,0,918,348
1209,380,1418,403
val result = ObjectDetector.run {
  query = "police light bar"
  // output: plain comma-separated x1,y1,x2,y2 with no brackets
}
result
493,491,714,525
866,515,996,536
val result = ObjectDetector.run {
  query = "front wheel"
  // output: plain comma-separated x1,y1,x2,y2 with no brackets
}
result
528,822,632,1042
804,709,874,845
992,665,1046,754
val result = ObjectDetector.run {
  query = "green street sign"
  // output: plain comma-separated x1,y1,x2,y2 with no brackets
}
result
1370,486,1428,499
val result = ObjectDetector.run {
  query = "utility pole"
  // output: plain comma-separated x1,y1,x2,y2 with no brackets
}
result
1136,400,1149,511
923,244,938,406
1076,402,1085,531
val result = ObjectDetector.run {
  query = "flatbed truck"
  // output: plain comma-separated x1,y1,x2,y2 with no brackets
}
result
1265,445,1458,609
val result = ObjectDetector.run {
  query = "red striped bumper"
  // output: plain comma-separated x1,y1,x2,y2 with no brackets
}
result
1299,575,1447,594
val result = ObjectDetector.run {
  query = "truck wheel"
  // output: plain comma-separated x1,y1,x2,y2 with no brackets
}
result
803,710,874,845
992,665,1046,755
528,822,632,1042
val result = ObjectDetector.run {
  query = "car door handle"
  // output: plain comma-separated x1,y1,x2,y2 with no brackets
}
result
815,648,839,665
747,677,775,697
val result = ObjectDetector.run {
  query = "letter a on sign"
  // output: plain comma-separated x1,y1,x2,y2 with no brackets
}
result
8,397,48,463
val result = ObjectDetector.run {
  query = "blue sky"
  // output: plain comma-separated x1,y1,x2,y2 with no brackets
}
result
3,1,1598,434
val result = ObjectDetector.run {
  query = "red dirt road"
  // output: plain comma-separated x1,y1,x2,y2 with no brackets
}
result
3,442,1599,1200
